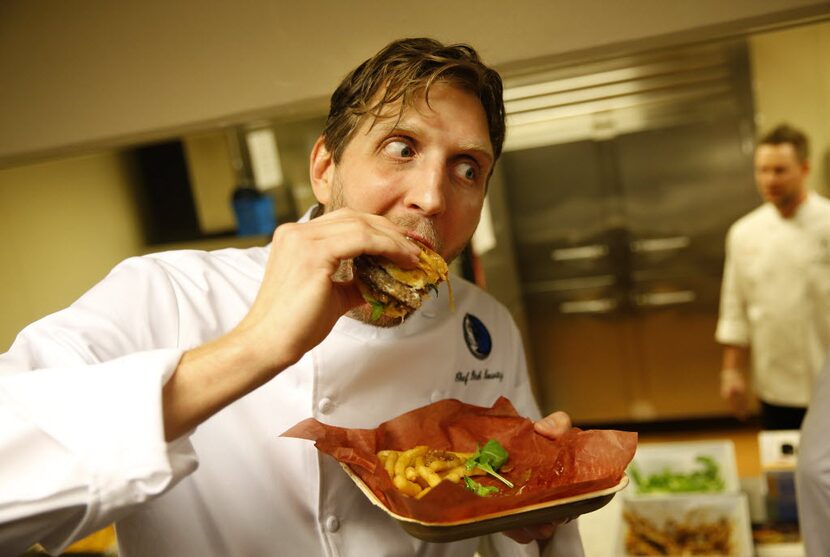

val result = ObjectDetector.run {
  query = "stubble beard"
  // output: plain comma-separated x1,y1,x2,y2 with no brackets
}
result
764,184,806,218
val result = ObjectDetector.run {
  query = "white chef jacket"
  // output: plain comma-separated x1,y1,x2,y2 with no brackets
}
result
796,352,830,556
715,193,830,406
0,242,584,556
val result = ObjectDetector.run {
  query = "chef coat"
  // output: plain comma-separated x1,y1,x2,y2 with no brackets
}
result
796,352,830,556
716,193,830,406
0,243,584,556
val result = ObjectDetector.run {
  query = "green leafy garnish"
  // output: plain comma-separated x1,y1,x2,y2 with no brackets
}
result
465,439,514,489
361,294,386,322
369,300,384,321
464,476,499,496
629,455,724,494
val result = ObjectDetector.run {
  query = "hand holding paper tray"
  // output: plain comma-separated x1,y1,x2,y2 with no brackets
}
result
281,397,637,540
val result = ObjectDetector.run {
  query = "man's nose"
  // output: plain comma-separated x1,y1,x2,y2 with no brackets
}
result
757,171,775,185
404,163,447,215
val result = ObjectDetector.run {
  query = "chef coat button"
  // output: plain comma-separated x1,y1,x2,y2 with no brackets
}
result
318,397,334,414
430,390,444,403
325,515,340,532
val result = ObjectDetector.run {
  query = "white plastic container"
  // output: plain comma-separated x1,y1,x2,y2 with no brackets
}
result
757,430,800,471
627,440,740,497
616,493,753,557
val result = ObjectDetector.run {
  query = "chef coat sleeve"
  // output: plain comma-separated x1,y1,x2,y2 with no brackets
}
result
796,355,830,556
715,226,750,346
0,256,199,555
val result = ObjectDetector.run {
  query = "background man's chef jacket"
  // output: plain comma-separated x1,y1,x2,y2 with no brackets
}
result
0,243,583,556
716,193,830,406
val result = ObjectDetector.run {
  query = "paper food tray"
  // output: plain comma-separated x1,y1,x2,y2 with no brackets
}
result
341,462,628,543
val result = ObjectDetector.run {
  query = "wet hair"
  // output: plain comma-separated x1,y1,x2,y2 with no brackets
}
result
322,37,505,163
758,124,810,163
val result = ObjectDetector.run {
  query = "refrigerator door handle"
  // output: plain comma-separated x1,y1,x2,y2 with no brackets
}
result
559,298,618,314
630,236,690,253
634,290,696,307
550,244,609,261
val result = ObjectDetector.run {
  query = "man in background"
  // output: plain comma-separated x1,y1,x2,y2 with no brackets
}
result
716,123,830,429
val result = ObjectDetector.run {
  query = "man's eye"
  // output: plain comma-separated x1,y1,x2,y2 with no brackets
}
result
455,162,478,182
384,140,413,158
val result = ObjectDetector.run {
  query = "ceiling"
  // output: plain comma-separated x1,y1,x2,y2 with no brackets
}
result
1,0,829,167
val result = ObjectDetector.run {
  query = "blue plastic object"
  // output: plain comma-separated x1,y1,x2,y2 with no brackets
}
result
232,187,276,236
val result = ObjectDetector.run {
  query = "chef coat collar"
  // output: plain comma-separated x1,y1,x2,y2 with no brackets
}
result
793,192,822,224
767,192,821,224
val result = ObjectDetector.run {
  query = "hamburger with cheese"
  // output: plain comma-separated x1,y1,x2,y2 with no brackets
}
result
354,240,451,321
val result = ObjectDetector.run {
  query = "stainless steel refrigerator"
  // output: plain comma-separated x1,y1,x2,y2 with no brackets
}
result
482,40,761,425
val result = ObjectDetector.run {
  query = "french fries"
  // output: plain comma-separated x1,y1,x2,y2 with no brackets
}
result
377,446,485,499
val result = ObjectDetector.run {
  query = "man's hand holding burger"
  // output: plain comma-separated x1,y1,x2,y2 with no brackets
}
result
235,208,425,367
162,208,421,440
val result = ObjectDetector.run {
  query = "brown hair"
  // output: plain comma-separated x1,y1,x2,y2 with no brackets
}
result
322,37,505,163
758,124,810,164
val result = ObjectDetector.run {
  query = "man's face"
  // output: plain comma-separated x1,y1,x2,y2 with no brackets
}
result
319,82,494,265
754,143,808,215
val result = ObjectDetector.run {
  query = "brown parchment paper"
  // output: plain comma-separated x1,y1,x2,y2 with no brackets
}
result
281,397,637,523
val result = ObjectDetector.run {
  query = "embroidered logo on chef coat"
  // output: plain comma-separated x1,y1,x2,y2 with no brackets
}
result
463,313,491,360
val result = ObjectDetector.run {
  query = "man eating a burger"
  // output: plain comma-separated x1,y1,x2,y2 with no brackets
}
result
0,38,583,556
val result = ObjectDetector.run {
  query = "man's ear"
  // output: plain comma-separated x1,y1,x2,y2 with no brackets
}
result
310,135,335,206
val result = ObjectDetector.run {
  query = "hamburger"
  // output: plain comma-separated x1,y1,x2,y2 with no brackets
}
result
354,240,450,321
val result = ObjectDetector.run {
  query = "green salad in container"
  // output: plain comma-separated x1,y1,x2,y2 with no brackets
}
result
629,455,725,494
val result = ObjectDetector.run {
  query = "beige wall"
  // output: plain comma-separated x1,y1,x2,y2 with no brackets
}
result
0,152,145,349
0,150,270,351
750,21,830,195
1,0,828,166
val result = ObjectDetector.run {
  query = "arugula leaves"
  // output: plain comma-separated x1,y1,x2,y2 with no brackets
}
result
463,476,500,497
464,439,514,496
629,455,725,494
369,300,384,322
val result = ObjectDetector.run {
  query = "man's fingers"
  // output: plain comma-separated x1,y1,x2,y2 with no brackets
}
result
503,522,558,544
730,394,749,421
534,411,572,439
299,210,422,266
507,528,535,544
532,523,557,538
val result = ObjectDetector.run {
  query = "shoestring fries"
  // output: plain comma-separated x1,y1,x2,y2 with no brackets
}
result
377,446,486,499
